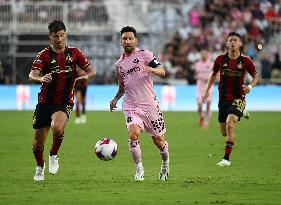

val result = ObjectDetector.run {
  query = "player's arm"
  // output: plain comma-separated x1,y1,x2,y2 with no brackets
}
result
202,70,218,102
75,65,96,81
146,65,165,77
242,73,258,94
242,57,259,94
29,69,52,83
110,72,125,111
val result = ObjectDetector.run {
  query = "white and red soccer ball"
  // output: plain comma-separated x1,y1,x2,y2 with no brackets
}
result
95,138,118,161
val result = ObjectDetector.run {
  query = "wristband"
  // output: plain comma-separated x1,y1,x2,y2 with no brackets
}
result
248,85,253,90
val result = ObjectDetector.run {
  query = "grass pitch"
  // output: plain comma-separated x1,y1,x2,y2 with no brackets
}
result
0,111,280,205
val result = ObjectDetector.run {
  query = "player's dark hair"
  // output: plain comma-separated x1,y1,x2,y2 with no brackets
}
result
48,19,66,33
228,32,242,40
120,26,137,37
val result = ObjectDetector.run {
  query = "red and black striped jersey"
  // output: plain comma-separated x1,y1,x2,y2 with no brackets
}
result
213,53,257,101
31,46,90,105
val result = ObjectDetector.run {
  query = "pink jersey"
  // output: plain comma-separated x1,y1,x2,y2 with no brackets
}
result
115,48,159,110
195,59,214,103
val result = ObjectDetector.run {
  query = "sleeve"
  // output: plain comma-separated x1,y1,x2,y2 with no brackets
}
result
75,48,91,70
246,57,257,76
31,52,45,72
212,56,221,73
145,50,161,68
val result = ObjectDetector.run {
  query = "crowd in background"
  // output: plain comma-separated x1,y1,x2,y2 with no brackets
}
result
160,0,281,84
0,0,281,84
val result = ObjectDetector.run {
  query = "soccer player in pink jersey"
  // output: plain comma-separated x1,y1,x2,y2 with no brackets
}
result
194,49,214,129
110,26,169,181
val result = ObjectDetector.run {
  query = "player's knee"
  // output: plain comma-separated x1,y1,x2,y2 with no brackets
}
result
129,132,140,141
152,136,165,149
53,128,64,140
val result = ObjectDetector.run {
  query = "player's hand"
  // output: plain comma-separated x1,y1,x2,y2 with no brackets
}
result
202,91,209,104
40,73,52,83
110,98,118,112
242,84,251,94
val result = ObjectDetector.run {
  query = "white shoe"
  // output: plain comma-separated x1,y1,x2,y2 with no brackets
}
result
49,155,59,174
159,164,169,181
34,162,45,181
81,114,87,124
216,159,231,166
135,166,144,181
75,117,81,124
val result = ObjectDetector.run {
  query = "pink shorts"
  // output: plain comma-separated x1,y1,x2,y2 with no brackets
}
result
123,106,166,137
196,81,213,104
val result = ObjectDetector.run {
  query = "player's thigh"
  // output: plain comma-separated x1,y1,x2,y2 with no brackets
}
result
51,105,73,131
228,99,245,121
124,110,144,131
75,90,82,102
33,127,50,145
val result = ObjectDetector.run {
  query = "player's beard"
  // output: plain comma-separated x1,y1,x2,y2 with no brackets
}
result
124,46,134,53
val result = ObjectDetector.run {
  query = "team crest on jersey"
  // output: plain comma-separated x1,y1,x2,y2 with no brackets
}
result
133,58,139,64
66,54,73,63
237,62,243,69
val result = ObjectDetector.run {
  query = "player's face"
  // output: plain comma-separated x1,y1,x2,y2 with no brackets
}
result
49,30,67,50
201,50,208,61
120,32,138,53
227,36,242,52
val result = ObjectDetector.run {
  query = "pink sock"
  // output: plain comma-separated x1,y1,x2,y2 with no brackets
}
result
159,141,169,165
128,139,142,166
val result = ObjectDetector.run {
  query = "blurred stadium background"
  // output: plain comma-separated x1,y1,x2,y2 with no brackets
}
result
0,0,281,110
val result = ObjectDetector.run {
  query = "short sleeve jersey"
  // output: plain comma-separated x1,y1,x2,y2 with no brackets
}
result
115,48,161,110
31,46,90,105
213,53,257,101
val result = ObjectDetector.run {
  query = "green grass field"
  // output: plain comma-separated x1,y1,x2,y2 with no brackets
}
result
0,111,280,205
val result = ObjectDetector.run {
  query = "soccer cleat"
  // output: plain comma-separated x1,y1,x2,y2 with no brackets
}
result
34,162,45,181
243,110,250,119
216,159,231,166
75,117,81,124
81,114,87,124
159,164,169,181
49,155,59,174
135,166,144,181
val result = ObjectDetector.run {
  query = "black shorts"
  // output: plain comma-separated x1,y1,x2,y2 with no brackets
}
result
32,104,73,129
75,86,87,97
218,99,246,123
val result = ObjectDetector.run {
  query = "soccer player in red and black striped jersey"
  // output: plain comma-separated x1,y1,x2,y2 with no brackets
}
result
202,32,259,166
29,20,96,181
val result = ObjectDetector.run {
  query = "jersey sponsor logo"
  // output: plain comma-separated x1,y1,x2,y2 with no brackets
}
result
119,66,141,78
51,59,56,64
222,69,242,77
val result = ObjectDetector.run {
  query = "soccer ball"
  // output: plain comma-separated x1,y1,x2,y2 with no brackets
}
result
95,138,118,161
